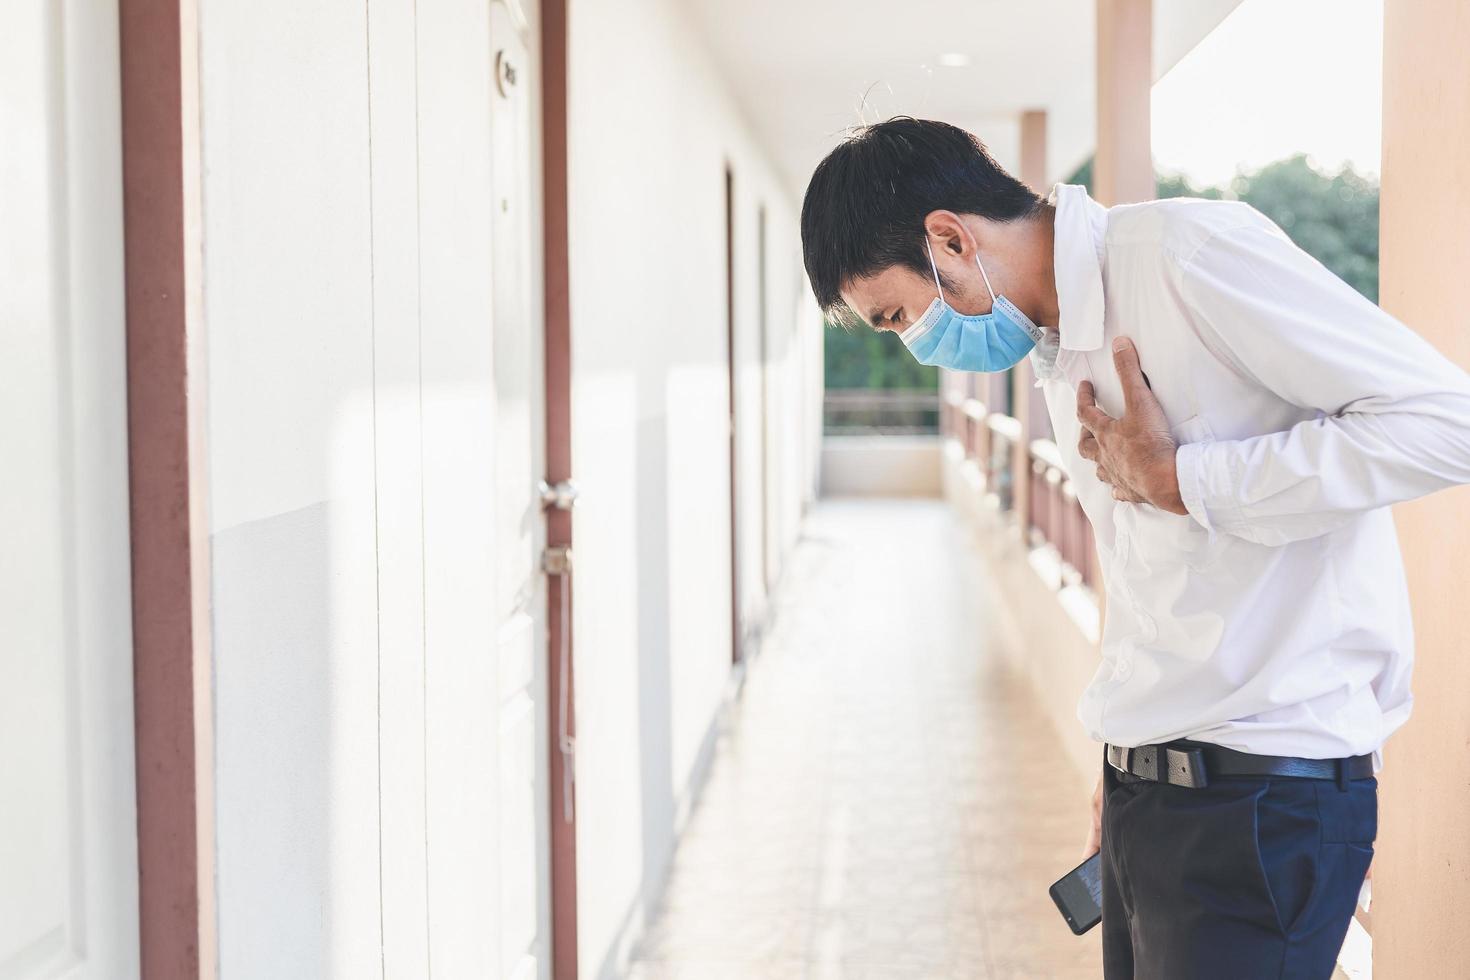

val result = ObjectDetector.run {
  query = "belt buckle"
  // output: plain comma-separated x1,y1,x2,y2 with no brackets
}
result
1164,746,1208,788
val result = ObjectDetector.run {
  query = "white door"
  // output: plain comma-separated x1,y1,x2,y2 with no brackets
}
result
421,0,549,977
0,2,140,978
488,5,550,977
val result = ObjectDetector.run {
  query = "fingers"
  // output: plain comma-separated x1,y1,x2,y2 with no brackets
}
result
1082,425,1147,503
1077,430,1098,463
1109,478,1145,502
1097,464,1144,502
1083,432,1142,501
1083,775,1103,860
1111,337,1150,413
1075,380,1114,434
1078,376,1146,503
1076,379,1096,413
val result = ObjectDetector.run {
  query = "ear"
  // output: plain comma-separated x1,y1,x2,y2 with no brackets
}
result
922,210,977,260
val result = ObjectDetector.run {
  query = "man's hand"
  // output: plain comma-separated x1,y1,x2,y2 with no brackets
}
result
1076,337,1188,515
1082,773,1103,861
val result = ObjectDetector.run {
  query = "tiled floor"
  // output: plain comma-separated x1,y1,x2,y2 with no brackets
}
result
626,498,1103,980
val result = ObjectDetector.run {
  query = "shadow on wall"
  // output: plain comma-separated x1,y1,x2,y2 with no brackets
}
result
635,387,675,943
585,373,680,980
213,502,336,977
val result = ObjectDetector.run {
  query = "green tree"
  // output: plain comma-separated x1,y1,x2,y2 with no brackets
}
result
824,318,939,390
1154,170,1224,201
1229,156,1379,302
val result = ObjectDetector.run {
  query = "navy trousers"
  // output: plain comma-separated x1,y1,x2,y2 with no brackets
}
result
1100,753,1376,979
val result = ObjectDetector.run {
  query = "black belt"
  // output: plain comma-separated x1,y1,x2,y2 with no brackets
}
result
1105,739,1374,790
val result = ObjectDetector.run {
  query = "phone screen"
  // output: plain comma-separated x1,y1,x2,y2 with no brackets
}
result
1049,851,1103,935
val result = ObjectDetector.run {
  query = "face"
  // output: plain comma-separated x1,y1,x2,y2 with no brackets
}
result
841,258,996,334
838,219,1001,335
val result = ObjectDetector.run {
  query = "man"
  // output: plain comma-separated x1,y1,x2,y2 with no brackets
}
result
799,117,1470,978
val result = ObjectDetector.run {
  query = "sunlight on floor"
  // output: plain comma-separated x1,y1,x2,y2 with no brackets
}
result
625,498,1101,979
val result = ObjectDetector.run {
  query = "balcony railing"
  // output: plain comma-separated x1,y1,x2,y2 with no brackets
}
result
961,397,988,467
946,391,1025,512
1028,439,1097,591
985,413,1021,511
824,389,939,435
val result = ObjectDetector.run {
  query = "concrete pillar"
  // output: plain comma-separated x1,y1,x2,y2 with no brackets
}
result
1094,0,1152,205
1092,0,1150,640
1019,109,1049,193
1375,1,1470,974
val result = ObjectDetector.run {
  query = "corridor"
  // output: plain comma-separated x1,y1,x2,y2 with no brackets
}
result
626,498,1102,979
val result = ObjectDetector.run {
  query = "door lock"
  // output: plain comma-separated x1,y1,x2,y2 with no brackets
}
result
541,545,573,576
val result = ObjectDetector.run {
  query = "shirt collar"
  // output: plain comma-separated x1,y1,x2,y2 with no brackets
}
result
1047,183,1108,353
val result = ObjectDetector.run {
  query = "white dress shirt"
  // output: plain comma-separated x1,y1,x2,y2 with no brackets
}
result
1034,183,1470,769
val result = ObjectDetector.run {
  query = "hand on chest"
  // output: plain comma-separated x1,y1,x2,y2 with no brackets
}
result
1069,335,1196,430
1045,332,1201,525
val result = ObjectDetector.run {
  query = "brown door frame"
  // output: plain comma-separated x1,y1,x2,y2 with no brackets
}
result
540,1,580,977
118,1,217,977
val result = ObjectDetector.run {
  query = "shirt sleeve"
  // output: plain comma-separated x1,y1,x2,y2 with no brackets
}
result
1171,215,1470,547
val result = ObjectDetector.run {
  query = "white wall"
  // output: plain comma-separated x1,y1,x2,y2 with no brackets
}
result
566,0,822,975
1,3,140,976
199,0,384,972
822,437,944,498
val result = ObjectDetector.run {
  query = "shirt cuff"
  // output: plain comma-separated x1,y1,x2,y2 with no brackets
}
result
1175,441,1216,535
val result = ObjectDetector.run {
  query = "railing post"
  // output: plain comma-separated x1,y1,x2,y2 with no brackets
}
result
1012,363,1034,534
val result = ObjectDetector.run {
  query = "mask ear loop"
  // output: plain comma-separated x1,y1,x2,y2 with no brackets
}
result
927,236,998,307
923,236,945,303
974,253,997,304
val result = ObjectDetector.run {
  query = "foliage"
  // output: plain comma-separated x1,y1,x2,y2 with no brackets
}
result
1226,156,1379,302
823,318,940,390
1153,170,1224,201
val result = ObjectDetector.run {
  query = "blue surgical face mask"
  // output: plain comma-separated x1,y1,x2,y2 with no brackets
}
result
898,238,1044,372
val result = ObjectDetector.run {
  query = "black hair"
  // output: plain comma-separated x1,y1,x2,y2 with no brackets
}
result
800,116,1045,320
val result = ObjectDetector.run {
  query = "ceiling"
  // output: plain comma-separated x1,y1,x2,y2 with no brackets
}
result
683,0,1243,200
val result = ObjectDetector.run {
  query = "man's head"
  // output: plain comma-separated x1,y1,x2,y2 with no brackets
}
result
800,117,1052,335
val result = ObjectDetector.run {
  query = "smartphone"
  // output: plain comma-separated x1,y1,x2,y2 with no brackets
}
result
1049,851,1103,935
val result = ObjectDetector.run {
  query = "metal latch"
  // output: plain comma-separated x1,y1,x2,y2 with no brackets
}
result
542,545,572,576
538,478,580,511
